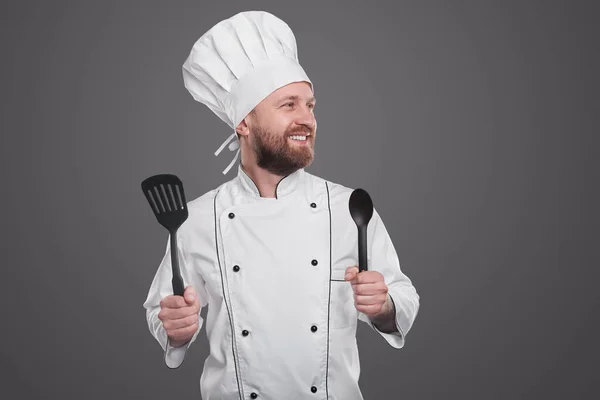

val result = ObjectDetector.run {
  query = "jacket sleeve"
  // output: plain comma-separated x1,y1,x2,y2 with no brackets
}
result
142,233,209,369
357,208,420,348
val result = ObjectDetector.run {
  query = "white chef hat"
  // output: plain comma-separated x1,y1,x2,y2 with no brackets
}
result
182,11,314,175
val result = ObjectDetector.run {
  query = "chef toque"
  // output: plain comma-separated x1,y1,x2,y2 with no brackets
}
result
182,11,314,175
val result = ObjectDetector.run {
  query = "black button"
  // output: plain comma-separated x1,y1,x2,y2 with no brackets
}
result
310,202,317,208
311,259,318,266
311,325,317,332
228,212,235,219
242,330,249,336
233,265,240,272
251,393,258,399
311,386,317,393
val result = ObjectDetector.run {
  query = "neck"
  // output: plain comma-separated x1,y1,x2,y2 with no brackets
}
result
240,161,287,198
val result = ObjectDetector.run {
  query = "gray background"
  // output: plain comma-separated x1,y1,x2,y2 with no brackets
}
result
1,0,598,399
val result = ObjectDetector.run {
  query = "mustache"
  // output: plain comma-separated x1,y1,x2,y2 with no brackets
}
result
287,126,314,136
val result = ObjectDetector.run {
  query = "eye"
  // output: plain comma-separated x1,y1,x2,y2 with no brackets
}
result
283,102,294,108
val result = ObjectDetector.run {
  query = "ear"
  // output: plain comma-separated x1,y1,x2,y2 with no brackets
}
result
236,109,259,138
235,115,252,138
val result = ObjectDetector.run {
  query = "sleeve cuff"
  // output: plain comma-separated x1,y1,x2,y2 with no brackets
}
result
363,292,406,349
163,323,202,369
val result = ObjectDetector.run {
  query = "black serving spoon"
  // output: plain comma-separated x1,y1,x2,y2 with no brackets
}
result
141,174,189,296
349,188,374,272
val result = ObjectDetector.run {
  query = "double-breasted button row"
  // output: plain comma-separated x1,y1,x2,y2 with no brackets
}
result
227,204,320,400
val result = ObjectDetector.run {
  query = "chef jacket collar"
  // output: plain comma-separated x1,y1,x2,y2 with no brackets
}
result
237,164,306,199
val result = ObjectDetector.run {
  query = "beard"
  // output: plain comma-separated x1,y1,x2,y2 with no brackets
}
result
251,124,315,176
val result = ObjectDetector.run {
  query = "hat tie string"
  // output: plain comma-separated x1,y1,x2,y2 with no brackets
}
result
214,131,241,175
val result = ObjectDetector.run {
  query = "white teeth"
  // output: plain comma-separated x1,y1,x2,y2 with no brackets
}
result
290,135,307,141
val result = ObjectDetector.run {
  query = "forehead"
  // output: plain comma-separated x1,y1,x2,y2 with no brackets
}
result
265,81,315,103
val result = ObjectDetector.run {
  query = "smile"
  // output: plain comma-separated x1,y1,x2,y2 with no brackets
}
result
289,135,308,141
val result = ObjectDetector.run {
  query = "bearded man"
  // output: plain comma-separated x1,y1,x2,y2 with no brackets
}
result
143,10,420,400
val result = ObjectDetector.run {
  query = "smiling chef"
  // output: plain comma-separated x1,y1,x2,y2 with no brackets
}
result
142,10,420,400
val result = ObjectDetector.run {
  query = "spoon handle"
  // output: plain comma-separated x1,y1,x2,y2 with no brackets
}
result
358,225,368,272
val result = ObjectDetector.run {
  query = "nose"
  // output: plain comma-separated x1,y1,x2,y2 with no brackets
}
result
294,106,316,132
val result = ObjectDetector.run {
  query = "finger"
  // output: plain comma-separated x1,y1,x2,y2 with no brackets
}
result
355,303,385,316
354,293,388,306
160,295,187,309
184,285,197,305
167,322,199,342
344,266,359,281
354,271,384,285
158,305,197,322
163,313,199,331
351,282,388,296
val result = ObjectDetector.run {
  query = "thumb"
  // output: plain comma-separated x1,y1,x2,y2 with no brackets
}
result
345,266,359,281
184,285,197,305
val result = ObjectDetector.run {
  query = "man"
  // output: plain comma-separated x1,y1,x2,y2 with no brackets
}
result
143,11,420,400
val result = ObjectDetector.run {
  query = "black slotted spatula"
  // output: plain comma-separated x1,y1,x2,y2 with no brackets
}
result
141,174,189,296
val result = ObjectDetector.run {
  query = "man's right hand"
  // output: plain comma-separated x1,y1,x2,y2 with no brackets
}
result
158,285,201,348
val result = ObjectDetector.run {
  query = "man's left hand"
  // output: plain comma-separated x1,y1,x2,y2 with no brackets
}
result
344,266,390,318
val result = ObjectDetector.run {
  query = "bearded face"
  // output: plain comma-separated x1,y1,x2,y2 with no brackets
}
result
250,122,315,176
239,81,317,176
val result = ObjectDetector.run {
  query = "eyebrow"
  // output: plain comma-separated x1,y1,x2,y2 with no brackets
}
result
278,95,316,104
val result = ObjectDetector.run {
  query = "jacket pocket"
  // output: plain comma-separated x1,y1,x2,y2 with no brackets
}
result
329,268,356,329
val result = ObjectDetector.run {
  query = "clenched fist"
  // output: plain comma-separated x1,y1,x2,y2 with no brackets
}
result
158,285,201,347
344,266,390,318
345,266,398,333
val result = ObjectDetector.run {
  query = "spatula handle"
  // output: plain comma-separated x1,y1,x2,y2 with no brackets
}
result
170,232,185,296
358,226,368,272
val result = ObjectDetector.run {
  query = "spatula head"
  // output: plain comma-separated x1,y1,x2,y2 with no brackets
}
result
141,174,189,232
349,188,374,227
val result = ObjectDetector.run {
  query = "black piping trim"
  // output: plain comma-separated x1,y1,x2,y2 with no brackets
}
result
330,279,345,282
214,189,243,400
325,181,332,399
273,172,291,199
240,165,293,199
245,170,262,197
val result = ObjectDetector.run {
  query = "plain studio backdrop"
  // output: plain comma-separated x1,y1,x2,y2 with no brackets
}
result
1,1,598,399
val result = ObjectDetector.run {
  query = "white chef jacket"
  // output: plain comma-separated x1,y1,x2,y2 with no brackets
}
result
143,164,420,400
